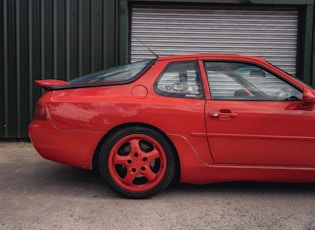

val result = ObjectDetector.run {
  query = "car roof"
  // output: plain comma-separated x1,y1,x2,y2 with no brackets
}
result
157,53,267,63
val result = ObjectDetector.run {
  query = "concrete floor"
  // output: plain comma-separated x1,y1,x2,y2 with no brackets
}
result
1,142,315,230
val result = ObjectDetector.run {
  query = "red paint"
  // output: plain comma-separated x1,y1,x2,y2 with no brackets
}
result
29,54,315,194
107,134,167,192
35,79,69,87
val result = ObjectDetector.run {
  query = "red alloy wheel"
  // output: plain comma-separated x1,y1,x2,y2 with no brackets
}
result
99,126,175,198
108,134,167,192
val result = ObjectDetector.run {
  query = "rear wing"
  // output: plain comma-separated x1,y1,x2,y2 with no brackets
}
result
35,80,69,90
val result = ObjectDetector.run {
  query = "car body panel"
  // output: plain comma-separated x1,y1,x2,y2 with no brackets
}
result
28,119,105,169
29,54,315,186
205,100,315,166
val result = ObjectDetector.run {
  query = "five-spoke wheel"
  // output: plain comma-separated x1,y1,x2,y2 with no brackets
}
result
99,126,175,198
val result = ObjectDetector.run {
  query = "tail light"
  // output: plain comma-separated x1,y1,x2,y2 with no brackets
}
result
34,103,48,121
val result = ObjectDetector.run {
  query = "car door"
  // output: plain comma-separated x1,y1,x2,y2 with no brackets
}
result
203,60,315,166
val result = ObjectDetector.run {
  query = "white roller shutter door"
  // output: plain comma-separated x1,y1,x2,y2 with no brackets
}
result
130,7,298,75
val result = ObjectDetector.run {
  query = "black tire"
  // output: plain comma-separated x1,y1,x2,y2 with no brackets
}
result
99,126,176,199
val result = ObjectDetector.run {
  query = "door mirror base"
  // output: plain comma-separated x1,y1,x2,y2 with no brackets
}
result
302,88,315,103
301,88,315,110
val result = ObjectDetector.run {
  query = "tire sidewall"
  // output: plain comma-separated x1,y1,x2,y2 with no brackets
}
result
99,126,175,198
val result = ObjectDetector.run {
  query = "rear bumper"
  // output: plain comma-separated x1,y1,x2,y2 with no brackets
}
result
29,120,106,169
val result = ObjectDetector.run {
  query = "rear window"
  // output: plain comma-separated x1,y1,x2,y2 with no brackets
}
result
69,59,155,87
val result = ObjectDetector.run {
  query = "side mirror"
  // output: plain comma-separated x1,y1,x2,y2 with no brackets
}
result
300,88,315,111
302,87,315,103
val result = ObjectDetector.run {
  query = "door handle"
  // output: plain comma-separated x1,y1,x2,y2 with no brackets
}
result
210,110,238,119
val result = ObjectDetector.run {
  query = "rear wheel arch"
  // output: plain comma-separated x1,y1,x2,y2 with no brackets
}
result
92,123,181,186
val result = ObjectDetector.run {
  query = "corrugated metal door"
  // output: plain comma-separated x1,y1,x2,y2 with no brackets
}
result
130,7,298,75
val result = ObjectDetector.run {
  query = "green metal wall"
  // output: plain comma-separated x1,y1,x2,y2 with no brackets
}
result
1,0,119,138
1,0,315,139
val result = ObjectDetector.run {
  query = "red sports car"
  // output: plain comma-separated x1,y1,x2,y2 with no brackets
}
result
29,54,315,198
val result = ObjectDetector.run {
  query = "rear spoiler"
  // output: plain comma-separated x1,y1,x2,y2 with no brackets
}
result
35,80,70,90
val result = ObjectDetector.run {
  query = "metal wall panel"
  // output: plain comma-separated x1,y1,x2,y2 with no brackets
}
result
1,0,118,139
0,0,4,139
131,7,299,75
0,1,312,139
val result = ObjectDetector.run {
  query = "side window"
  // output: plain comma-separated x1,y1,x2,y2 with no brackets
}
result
205,61,302,101
154,61,203,98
